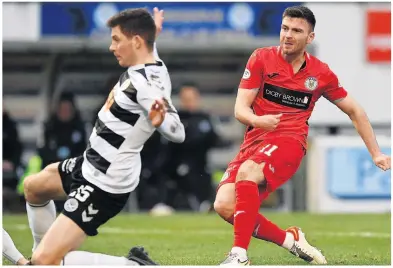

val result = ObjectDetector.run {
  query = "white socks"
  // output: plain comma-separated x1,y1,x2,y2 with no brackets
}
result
282,231,295,250
63,251,139,265
231,246,248,262
26,200,56,251
2,229,24,265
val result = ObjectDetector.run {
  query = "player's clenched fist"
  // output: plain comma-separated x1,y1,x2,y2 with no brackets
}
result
149,99,167,127
373,154,391,171
253,114,282,131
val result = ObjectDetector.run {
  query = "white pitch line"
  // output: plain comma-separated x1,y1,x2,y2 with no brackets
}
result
314,231,391,239
5,224,390,239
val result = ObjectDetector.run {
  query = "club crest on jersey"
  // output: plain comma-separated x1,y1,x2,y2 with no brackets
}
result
304,77,318,91
242,69,251,79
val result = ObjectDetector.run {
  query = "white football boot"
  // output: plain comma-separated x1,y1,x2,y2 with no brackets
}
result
220,252,251,266
286,226,327,264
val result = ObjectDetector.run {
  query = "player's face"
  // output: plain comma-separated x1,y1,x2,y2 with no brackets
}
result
109,26,138,67
280,17,315,56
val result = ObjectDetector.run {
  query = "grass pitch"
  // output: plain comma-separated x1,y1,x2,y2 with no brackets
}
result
3,212,390,265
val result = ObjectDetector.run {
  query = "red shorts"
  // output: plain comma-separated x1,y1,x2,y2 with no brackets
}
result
218,137,305,202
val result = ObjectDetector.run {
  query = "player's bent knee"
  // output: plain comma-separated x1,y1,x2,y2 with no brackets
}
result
24,174,51,204
23,175,41,203
24,163,64,204
213,199,234,219
236,160,265,184
214,183,235,219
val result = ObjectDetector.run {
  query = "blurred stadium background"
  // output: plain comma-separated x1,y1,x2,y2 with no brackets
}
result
2,2,391,265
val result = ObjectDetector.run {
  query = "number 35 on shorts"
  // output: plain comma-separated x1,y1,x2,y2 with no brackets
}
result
70,185,94,202
66,185,100,223
259,144,278,156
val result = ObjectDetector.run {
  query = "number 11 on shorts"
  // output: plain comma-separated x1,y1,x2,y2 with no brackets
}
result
260,144,278,156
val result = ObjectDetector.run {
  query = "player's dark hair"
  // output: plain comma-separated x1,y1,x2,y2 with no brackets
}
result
107,8,156,51
282,6,316,31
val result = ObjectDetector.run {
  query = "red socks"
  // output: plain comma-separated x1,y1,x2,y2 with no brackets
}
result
233,181,260,249
224,194,286,247
226,213,286,246
253,214,286,245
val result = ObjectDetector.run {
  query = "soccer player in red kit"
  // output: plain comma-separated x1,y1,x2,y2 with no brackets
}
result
215,6,391,265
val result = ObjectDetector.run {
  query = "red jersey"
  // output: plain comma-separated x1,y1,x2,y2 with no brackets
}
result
239,46,347,150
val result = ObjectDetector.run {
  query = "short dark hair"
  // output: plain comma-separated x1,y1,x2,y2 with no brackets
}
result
282,6,316,31
107,8,156,51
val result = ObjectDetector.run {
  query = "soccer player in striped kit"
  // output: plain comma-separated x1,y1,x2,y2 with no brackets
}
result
23,7,183,265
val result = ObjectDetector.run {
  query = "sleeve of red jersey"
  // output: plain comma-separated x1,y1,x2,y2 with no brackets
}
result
239,49,264,90
323,71,348,103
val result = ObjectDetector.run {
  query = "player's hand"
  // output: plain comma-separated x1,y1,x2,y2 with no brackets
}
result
253,114,282,131
373,154,391,171
153,7,164,38
149,99,166,127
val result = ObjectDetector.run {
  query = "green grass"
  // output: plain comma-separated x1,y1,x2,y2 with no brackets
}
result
3,212,391,265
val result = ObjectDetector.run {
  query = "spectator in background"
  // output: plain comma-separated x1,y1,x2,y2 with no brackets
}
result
3,109,23,189
166,83,229,212
33,92,87,211
138,131,171,211
3,109,23,211
38,91,87,168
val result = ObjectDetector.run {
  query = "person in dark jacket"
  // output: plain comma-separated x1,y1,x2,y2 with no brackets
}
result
38,92,87,168
3,109,24,212
3,109,23,190
166,83,228,211
36,92,87,212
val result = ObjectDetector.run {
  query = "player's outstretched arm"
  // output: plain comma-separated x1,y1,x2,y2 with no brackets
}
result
335,95,391,171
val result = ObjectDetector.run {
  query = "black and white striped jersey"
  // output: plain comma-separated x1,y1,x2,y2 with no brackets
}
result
81,49,185,194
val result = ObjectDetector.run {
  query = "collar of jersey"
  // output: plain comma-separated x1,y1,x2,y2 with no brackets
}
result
276,46,310,70
128,61,163,71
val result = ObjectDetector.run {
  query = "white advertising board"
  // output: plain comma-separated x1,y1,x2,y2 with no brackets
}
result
3,3,40,41
306,136,391,213
305,2,390,125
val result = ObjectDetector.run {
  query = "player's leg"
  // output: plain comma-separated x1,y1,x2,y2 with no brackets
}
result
23,160,68,251
219,159,266,265
214,182,236,222
31,214,150,265
63,246,158,265
214,183,291,249
257,192,327,264
232,138,301,264
31,176,158,265
253,139,326,264
215,141,326,265
2,229,29,265
218,138,322,265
